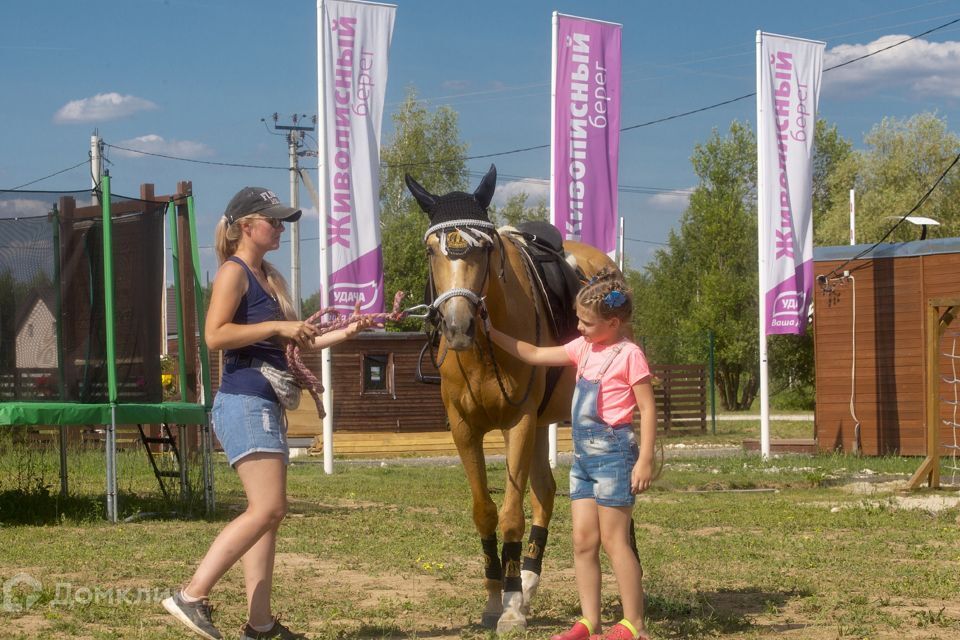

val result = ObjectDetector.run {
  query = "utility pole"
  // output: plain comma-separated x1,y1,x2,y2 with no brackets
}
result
90,131,103,205
265,113,316,319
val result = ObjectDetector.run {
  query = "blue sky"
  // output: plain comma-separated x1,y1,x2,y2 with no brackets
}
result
2,0,960,297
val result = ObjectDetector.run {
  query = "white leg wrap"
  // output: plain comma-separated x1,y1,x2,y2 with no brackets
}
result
520,569,540,616
496,591,527,633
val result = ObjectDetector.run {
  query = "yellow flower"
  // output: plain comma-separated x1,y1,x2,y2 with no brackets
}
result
161,374,174,387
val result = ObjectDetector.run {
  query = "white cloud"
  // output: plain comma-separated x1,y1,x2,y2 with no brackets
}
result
53,92,157,123
113,134,213,159
0,198,54,218
491,179,550,208
824,35,960,98
645,189,691,215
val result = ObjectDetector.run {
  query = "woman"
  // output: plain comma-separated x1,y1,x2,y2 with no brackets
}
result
163,187,369,640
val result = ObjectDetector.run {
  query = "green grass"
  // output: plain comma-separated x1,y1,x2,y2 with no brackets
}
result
1,444,958,639
663,419,814,446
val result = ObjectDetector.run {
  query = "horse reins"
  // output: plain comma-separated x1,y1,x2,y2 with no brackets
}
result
422,223,541,408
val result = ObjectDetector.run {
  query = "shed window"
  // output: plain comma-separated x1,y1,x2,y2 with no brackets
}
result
361,353,393,395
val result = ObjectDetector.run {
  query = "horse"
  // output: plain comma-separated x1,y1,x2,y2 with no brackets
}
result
405,164,618,632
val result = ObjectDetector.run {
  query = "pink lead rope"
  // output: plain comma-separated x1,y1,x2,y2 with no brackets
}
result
284,291,426,419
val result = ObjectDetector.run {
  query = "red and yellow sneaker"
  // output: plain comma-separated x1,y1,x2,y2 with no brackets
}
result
601,619,649,640
550,617,596,640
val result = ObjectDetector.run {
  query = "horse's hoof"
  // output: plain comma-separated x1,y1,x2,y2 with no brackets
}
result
496,615,527,634
497,592,527,634
481,612,501,629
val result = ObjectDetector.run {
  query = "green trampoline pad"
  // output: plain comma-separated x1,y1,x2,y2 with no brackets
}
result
0,402,208,426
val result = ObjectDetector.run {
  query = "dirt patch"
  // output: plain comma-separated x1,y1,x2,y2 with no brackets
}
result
822,494,960,514
274,552,459,609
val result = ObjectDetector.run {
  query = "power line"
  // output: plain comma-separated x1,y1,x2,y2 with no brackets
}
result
104,16,960,174
822,150,960,280
103,143,289,170
392,15,960,168
4,159,90,190
625,236,669,246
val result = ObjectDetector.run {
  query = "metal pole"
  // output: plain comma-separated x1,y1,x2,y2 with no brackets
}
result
52,204,68,498
317,0,335,474
90,133,102,205
184,195,216,515
708,330,717,435
618,216,625,271
289,132,302,319
101,173,119,521
547,10,560,469
849,188,856,246
756,31,771,458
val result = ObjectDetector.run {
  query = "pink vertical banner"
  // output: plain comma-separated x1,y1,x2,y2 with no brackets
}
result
551,13,621,255
757,32,823,335
318,0,396,314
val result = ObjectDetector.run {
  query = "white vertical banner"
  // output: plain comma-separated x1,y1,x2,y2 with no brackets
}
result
756,31,824,457
317,0,396,474
757,32,823,335
318,0,396,314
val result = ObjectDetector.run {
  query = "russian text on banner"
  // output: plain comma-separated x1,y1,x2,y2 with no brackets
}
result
551,13,622,256
318,0,396,313
757,32,824,335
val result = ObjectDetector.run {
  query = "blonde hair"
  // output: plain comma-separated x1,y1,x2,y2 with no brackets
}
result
214,215,297,320
576,267,633,322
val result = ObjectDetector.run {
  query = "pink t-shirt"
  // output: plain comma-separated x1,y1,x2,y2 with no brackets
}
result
563,337,652,427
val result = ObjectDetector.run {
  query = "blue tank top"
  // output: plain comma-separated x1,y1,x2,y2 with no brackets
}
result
218,256,288,403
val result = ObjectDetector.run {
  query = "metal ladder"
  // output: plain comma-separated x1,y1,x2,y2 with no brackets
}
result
137,423,190,503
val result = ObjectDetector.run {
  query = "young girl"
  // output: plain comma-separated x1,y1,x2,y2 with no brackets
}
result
487,269,656,640
163,187,369,640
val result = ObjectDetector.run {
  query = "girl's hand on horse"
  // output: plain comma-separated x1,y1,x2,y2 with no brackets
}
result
631,457,654,494
274,320,319,349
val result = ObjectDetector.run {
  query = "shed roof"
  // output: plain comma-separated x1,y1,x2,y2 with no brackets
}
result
814,237,960,262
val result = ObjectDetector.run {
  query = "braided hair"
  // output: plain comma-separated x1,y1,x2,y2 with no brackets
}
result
576,267,633,322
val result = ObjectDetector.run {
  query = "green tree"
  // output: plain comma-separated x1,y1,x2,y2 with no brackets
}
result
489,192,548,227
635,121,759,410
379,86,468,329
635,119,855,411
817,112,960,246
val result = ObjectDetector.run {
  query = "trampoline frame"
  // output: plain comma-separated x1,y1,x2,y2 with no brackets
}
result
0,174,215,522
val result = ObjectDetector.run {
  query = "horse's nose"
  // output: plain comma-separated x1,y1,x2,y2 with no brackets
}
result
443,312,476,351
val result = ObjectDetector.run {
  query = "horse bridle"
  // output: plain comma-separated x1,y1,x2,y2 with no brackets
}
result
422,222,539,407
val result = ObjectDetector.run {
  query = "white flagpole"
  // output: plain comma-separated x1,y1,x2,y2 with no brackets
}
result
756,30,771,458
849,188,856,245
317,0,335,474
547,10,559,469
618,216,625,271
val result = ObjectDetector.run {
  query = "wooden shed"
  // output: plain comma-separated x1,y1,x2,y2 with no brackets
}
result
813,238,960,455
284,332,446,437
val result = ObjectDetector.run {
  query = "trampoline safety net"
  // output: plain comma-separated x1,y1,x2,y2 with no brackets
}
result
0,190,163,403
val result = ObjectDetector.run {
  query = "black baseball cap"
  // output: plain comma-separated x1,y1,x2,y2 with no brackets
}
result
223,187,302,224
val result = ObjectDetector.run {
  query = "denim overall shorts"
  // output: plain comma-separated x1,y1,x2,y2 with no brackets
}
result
569,344,640,507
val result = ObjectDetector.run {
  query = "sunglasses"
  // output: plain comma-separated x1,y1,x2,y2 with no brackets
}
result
245,215,283,229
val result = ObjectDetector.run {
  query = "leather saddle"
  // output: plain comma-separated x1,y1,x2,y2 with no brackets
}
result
509,220,584,343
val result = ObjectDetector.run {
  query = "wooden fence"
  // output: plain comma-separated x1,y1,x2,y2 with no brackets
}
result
646,364,707,433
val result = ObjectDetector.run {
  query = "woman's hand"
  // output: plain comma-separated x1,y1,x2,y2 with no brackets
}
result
631,456,654,494
343,314,373,338
273,320,319,349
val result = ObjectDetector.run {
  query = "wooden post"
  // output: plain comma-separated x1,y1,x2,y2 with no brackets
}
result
174,182,199,453
908,298,960,489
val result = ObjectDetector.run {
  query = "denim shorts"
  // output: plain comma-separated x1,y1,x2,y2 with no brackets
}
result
569,423,639,507
212,392,289,467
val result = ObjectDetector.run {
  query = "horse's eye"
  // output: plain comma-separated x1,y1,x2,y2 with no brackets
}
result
425,246,434,256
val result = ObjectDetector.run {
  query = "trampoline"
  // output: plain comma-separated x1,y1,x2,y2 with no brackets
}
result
0,174,214,522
